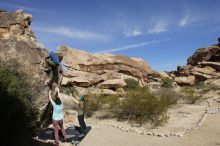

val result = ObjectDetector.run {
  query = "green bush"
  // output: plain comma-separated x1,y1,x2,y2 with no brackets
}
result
124,78,140,90
85,87,176,127
116,87,172,126
161,77,173,88
84,94,120,117
60,86,77,95
0,61,38,146
181,87,201,104
84,94,99,117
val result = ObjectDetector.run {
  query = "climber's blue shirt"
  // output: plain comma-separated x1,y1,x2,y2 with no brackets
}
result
50,99,64,121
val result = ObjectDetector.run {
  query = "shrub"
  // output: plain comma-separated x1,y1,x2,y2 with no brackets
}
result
85,87,176,127
116,87,172,126
199,84,220,94
60,86,77,95
0,61,38,146
124,78,140,90
161,77,173,88
181,87,201,104
84,94,120,117
155,88,179,105
84,94,100,117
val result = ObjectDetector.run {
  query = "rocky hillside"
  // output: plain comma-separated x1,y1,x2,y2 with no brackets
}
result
58,46,158,94
0,10,50,127
173,45,220,86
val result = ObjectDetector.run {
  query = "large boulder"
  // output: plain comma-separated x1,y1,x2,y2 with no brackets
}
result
73,86,118,95
62,70,105,87
61,76,91,87
190,66,220,81
174,76,195,86
187,46,220,66
58,46,155,78
191,66,216,75
0,10,49,128
58,45,158,90
176,65,192,76
201,61,220,71
98,79,127,90
159,71,172,79
173,45,220,85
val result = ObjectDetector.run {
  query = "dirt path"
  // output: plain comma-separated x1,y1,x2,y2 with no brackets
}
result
80,113,220,146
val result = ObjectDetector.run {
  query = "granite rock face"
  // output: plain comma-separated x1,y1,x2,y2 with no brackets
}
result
0,10,50,128
187,46,220,66
58,45,158,92
173,45,220,85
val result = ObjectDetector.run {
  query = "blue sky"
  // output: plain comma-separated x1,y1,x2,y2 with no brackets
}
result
1,0,220,71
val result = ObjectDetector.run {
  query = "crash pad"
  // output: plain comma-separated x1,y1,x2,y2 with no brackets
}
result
37,126,91,143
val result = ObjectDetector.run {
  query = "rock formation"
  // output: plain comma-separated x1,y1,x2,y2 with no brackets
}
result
187,46,220,66
58,46,158,93
173,45,220,86
0,10,49,127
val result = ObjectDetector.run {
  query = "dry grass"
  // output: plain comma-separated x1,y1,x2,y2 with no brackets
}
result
181,87,202,104
161,77,173,88
85,86,176,127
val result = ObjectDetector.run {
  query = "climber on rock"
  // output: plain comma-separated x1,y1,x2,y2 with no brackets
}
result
44,51,63,88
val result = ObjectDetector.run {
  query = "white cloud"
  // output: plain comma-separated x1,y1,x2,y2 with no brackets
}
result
148,21,167,34
124,29,142,37
34,27,111,42
179,16,190,27
95,38,171,54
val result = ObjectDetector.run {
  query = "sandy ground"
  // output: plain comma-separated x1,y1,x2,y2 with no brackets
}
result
79,93,220,146
80,113,220,146
34,91,220,146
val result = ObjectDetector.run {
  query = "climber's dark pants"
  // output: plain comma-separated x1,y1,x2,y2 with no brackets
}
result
45,59,59,85
78,114,86,134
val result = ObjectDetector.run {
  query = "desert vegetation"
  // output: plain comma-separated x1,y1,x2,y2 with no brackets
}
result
161,77,174,88
61,86,78,95
0,60,38,146
124,78,140,90
198,84,220,94
179,82,220,104
180,87,202,104
84,77,218,127
85,79,177,127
